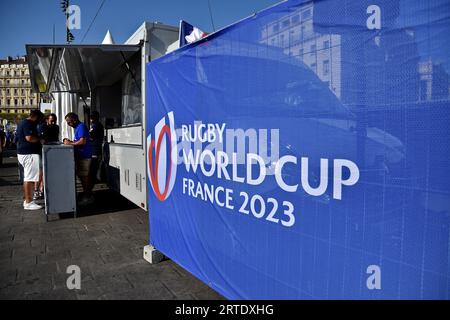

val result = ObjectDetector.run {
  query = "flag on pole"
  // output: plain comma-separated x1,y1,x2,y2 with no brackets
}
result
179,20,208,47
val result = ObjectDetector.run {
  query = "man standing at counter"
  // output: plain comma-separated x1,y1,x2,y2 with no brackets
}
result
64,112,94,206
16,109,44,210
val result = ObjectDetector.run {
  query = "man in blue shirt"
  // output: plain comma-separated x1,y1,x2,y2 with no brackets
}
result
64,112,94,206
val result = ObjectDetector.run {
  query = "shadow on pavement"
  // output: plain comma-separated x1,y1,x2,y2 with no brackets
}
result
58,189,139,219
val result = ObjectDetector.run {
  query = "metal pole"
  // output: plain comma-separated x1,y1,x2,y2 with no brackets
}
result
66,0,70,43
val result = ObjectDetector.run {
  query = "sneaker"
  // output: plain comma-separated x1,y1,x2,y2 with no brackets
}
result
24,201,43,210
32,191,40,201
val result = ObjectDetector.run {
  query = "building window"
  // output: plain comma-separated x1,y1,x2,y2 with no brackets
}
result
272,23,279,33
311,44,316,52
324,40,330,49
7,99,10,106
302,9,311,20
291,15,300,24
323,60,330,76
282,19,290,28
420,80,427,101
21,99,25,105
280,34,285,47
289,30,295,43
299,48,304,56
14,99,18,106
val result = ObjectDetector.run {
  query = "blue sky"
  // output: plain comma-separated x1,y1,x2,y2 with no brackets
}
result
0,0,281,57
0,0,448,72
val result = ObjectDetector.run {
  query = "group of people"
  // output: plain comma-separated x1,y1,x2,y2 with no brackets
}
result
16,109,104,210
0,125,17,166
0,126,6,166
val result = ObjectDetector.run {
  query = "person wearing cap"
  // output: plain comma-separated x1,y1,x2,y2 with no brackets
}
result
64,112,94,206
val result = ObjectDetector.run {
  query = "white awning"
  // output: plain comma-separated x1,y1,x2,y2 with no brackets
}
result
26,44,141,95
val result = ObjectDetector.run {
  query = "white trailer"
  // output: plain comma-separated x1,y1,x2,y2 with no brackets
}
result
26,22,179,211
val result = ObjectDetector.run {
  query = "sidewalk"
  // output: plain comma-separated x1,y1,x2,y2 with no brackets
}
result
0,153,223,300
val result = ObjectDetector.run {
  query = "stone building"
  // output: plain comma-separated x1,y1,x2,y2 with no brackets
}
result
260,2,342,99
260,0,422,108
418,60,450,102
0,56,40,115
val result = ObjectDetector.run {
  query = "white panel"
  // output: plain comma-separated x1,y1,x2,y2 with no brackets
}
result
109,144,147,211
108,144,122,168
108,126,142,145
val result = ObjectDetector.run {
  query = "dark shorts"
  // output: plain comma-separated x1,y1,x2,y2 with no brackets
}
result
76,159,92,177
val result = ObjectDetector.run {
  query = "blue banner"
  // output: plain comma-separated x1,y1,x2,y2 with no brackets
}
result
146,0,450,299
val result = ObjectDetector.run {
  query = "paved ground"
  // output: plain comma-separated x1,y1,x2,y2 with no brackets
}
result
0,152,223,300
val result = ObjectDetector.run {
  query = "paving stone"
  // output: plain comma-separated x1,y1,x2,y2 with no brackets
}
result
129,245,144,259
103,280,176,300
82,222,112,231
108,223,134,233
0,247,13,261
92,272,134,294
99,249,136,265
0,227,13,235
50,229,80,240
7,276,54,296
0,268,18,289
51,266,95,291
74,280,105,300
17,262,58,282
66,250,104,267
160,275,219,298
8,253,37,267
24,288,78,300
77,229,109,241
0,156,223,300
193,289,225,300
36,249,72,265
118,231,148,243
13,245,46,258
0,285,27,299
0,235,14,243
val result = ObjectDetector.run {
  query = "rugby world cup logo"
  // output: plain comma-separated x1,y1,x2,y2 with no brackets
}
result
147,112,178,201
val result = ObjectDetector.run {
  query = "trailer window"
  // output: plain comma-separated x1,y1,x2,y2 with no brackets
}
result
121,54,141,126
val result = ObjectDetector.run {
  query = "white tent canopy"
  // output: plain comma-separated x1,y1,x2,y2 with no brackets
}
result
102,30,115,45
